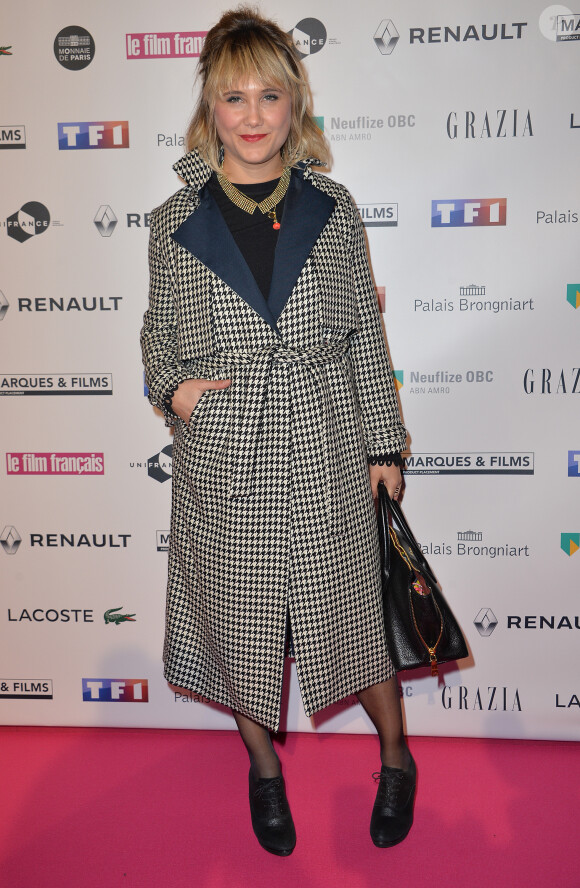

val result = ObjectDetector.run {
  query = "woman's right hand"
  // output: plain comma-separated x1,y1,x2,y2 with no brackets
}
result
170,378,231,425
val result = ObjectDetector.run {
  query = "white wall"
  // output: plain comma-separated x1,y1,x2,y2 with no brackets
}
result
1,1,579,740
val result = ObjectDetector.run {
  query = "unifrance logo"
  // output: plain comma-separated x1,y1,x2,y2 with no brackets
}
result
569,451,580,476
567,284,580,308
290,18,327,58
561,533,580,556
58,122,129,150
432,199,507,227
82,679,148,702
6,453,104,475
6,202,50,243
126,32,206,59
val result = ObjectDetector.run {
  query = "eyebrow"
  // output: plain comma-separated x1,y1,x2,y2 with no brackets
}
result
222,87,284,96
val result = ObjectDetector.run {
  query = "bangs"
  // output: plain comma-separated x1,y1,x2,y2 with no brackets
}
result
204,35,299,103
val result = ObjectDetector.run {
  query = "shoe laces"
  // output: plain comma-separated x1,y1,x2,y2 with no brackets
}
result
372,768,405,807
254,776,284,814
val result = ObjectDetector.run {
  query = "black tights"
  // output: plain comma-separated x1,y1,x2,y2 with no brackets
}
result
232,674,409,778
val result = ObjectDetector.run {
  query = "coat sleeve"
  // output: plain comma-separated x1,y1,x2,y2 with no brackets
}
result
140,210,193,427
347,198,407,457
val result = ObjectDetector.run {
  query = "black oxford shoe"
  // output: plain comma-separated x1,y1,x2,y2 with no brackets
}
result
370,753,417,847
248,770,296,856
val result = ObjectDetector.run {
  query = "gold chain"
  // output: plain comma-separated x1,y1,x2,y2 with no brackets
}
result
216,167,291,216
388,526,444,675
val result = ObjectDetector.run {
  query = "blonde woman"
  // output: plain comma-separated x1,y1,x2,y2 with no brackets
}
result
141,7,414,856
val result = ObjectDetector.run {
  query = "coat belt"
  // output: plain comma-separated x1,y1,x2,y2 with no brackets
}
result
191,340,351,535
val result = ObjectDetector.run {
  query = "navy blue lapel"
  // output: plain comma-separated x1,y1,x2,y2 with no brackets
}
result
268,170,336,322
171,184,277,330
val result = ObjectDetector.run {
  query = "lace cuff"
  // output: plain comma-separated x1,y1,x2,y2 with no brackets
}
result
367,453,404,467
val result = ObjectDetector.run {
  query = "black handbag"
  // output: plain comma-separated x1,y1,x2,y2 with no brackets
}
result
377,483,468,675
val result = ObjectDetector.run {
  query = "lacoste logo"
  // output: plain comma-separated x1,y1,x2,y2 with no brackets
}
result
0,46,13,56
104,607,136,625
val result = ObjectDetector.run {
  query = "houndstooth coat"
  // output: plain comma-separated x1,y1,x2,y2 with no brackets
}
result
141,150,407,731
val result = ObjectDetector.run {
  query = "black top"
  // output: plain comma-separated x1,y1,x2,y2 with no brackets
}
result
207,173,286,300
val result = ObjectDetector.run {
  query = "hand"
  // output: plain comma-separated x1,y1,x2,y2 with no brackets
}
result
170,378,231,425
369,462,402,500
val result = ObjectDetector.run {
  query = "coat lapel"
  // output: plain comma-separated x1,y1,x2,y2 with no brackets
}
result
170,163,336,331
268,171,336,322
171,184,278,331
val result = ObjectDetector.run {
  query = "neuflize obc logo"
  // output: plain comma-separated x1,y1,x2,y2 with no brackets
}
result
82,679,148,702
58,122,129,150
432,198,507,227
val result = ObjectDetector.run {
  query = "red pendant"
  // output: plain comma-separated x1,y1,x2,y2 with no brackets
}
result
273,222,281,230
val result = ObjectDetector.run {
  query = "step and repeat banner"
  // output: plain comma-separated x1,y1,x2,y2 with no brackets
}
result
1,1,578,741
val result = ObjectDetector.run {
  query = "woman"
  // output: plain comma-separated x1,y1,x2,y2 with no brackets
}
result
141,7,414,856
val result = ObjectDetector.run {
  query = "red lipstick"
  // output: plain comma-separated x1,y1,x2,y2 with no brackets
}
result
240,134,268,142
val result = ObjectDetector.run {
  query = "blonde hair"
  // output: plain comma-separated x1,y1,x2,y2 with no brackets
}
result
186,6,330,171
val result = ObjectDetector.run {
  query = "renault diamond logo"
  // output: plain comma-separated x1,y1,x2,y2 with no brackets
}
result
0,525,22,554
0,290,8,321
94,205,118,237
474,607,498,637
374,20,399,55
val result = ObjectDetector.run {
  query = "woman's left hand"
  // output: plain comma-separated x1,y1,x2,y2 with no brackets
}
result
369,462,402,500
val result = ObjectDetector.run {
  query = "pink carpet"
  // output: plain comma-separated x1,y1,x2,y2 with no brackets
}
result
1,727,577,887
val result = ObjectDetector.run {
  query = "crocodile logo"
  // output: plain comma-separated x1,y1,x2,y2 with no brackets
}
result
0,47,13,56
104,607,136,625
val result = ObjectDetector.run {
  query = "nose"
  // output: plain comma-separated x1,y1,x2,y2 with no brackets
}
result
244,98,263,128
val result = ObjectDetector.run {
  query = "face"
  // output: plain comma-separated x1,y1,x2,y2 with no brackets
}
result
213,78,292,182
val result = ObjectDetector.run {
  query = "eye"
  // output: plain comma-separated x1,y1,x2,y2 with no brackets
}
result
225,95,243,103
263,93,279,102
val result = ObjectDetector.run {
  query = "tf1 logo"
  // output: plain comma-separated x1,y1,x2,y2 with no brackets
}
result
82,678,148,702
58,121,130,150
431,198,507,227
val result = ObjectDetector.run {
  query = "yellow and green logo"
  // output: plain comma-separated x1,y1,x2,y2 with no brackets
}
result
566,284,580,309
393,370,404,391
561,533,580,556
313,116,324,132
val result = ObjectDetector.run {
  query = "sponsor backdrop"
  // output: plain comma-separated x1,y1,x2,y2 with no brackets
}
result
1,0,579,741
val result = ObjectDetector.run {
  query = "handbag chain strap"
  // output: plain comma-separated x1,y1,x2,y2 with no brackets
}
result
388,526,444,676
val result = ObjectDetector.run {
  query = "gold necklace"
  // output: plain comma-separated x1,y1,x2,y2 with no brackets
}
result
217,167,290,230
